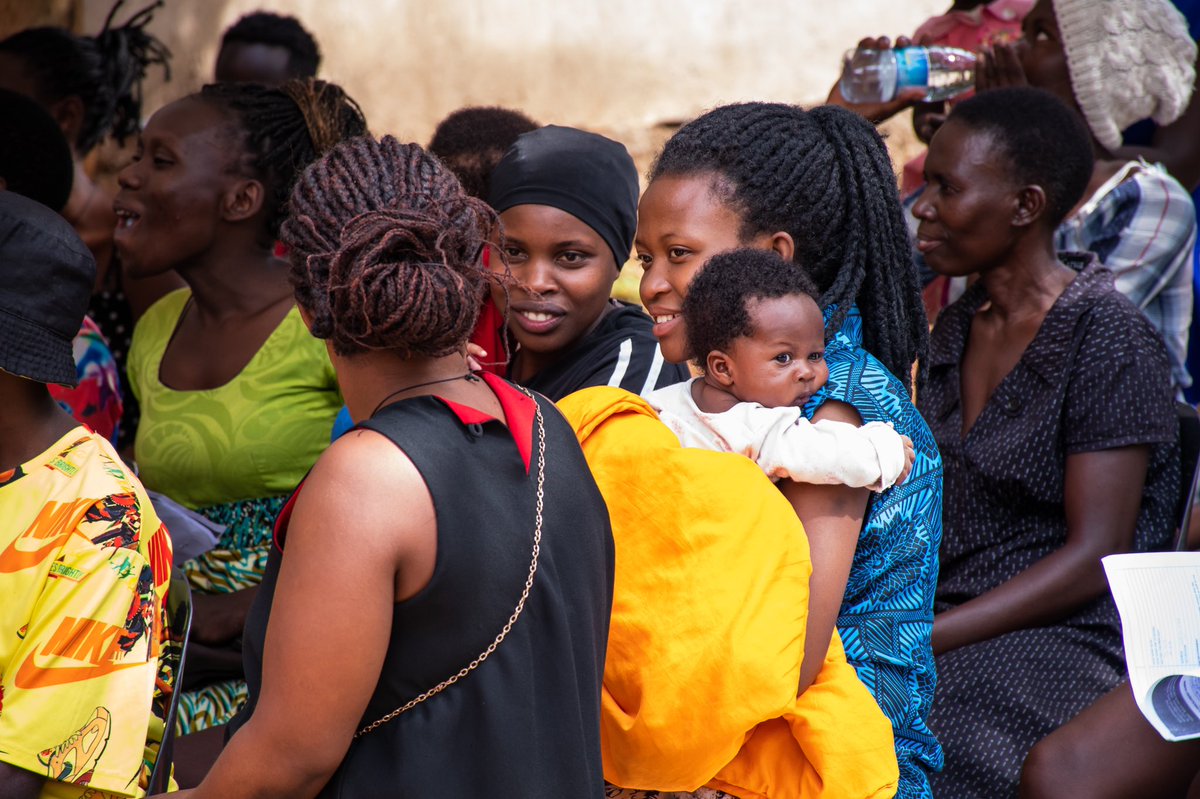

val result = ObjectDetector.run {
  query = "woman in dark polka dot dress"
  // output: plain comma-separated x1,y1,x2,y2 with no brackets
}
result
913,89,1180,797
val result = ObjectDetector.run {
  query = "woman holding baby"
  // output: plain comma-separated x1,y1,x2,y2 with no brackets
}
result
571,101,943,799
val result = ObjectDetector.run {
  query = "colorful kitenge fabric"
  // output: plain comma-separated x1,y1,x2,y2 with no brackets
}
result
174,495,287,735
48,317,124,445
0,428,173,798
89,284,138,451
802,306,944,799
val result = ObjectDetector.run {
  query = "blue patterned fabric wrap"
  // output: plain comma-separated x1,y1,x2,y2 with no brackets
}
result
802,306,944,799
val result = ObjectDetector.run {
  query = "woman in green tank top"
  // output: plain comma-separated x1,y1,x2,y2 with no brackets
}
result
116,79,367,748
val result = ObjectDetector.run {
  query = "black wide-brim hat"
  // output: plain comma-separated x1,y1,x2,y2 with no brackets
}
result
0,191,96,387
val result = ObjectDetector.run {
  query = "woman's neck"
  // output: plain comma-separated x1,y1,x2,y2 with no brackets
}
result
691,376,741,414
509,300,616,384
177,236,291,320
0,378,78,471
336,350,479,424
977,235,1074,321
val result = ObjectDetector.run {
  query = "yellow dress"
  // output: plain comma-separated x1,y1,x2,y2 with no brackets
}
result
558,387,898,799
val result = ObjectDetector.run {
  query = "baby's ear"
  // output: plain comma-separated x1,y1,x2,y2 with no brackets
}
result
706,350,736,387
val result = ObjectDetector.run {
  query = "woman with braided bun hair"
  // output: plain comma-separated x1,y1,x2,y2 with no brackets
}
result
631,102,943,799
117,79,366,752
175,136,616,799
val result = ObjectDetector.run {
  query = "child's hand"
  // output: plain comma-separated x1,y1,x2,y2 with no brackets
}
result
897,435,916,484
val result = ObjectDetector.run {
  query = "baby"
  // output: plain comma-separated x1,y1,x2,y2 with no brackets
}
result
647,248,914,491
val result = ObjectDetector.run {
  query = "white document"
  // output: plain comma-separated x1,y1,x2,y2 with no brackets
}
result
1103,551,1200,741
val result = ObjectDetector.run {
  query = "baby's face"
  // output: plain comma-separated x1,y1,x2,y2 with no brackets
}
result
724,294,828,408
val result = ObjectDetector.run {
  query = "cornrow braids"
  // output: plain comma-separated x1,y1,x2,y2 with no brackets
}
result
283,135,500,358
651,102,928,390
198,78,368,240
0,0,170,154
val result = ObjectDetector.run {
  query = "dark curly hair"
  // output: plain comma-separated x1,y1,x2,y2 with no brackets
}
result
0,89,75,212
283,135,500,358
0,1,171,154
219,11,321,79
684,248,822,364
651,102,927,390
947,87,1094,227
198,78,368,240
428,106,540,199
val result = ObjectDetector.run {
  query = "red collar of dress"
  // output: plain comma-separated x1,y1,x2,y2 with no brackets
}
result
273,372,536,550
435,371,535,474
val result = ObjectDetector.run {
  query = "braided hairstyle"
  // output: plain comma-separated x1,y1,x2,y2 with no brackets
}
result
198,79,368,240
219,11,321,79
284,136,498,358
428,106,540,199
0,1,170,155
651,102,928,390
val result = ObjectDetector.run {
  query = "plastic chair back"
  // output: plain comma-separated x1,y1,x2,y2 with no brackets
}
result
147,565,193,793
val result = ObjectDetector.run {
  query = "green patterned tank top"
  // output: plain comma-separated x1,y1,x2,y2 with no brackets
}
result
128,289,341,509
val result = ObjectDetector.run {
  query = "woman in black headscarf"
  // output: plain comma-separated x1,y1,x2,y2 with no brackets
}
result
487,125,689,400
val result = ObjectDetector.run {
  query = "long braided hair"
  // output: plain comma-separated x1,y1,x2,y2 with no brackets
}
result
283,136,498,358
0,0,170,155
198,79,368,241
651,102,928,390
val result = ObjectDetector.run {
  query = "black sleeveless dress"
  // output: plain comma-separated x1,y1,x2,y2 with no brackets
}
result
229,377,615,797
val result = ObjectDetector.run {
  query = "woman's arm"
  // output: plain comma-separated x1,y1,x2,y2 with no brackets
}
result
779,400,870,693
170,431,436,799
933,445,1150,655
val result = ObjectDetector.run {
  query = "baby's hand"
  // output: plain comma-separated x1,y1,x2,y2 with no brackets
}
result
897,435,916,484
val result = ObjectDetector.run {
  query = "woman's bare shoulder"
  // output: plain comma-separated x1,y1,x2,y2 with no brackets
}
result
289,427,433,552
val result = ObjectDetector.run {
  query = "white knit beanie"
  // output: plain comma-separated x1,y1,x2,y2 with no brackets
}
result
1052,0,1197,151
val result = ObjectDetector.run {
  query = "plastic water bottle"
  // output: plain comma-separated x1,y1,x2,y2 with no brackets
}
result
839,46,977,104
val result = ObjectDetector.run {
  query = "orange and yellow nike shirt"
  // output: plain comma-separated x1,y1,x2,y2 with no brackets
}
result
0,427,173,799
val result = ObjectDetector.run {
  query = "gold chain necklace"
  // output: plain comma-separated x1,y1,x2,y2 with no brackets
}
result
354,386,547,738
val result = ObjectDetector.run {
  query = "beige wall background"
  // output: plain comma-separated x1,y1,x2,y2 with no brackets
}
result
56,0,943,162
4,0,947,300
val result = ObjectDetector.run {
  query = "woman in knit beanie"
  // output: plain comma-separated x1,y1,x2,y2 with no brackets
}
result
976,0,1198,394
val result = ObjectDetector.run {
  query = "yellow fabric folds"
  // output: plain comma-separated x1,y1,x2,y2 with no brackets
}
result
558,387,898,799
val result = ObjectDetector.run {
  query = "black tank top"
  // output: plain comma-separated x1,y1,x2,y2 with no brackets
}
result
231,379,614,797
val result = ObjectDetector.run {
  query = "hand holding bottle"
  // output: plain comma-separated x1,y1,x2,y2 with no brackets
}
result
838,35,978,111
826,36,927,124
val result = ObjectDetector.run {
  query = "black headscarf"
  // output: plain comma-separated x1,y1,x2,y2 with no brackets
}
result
488,125,639,268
